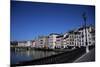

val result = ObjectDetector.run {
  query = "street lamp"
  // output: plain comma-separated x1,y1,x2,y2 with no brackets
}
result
82,12,89,53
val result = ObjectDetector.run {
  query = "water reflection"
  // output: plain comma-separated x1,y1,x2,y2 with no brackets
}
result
11,49,59,64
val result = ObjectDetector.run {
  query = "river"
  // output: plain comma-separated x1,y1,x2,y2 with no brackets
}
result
11,49,60,64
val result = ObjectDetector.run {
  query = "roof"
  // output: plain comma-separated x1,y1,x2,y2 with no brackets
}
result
74,31,81,34
68,30,74,34
18,41,27,43
49,33,61,35
64,35,69,39
78,25,95,31
56,35,63,38
38,36,49,38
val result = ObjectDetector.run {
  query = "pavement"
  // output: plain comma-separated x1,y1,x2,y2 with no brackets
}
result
74,48,95,62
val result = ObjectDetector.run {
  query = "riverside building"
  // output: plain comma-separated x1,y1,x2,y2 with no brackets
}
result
63,25,95,48
16,25,95,49
55,35,63,48
37,36,49,48
18,40,32,47
48,33,60,49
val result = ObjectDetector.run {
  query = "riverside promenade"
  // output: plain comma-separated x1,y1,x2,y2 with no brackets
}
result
74,48,95,62
11,47,88,67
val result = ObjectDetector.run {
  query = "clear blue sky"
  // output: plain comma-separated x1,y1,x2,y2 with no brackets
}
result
11,1,95,41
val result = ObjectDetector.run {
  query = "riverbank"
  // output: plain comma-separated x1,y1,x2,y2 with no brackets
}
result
33,47,75,52
11,47,86,67
11,45,95,67
11,46,76,52
11,45,95,52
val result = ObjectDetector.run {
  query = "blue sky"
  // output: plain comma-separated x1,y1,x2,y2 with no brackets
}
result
11,1,95,41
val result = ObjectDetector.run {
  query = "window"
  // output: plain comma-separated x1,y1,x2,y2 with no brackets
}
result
82,35,84,38
89,38,91,40
57,40,60,41
40,40,43,41
72,42,74,44
40,42,43,44
82,43,84,46
72,35,73,38
70,42,71,45
89,42,91,44
77,36,78,38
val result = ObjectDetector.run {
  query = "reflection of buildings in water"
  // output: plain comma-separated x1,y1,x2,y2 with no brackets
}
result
13,49,59,60
26,50,30,56
15,49,29,56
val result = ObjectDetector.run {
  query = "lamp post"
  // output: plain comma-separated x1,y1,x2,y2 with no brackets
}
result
82,12,89,53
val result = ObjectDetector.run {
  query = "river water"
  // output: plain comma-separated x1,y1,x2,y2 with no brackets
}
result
11,49,60,64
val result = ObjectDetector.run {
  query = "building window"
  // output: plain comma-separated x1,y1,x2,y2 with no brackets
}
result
40,42,43,44
77,36,78,38
40,40,43,41
56,40,60,41
89,42,91,44
72,42,74,44
82,35,84,38
89,38,91,40
72,35,73,38
82,43,84,46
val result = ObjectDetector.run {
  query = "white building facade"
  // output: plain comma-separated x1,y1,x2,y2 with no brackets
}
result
17,26,95,49
63,25,95,48
55,35,63,48
18,40,32,47
78,26,95,47
37,36,49,48
48,33,60,49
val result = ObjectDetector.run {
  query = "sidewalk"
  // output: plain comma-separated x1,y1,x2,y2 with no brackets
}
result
74,48,95,62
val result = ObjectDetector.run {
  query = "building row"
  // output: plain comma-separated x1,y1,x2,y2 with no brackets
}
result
15,25,95,49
